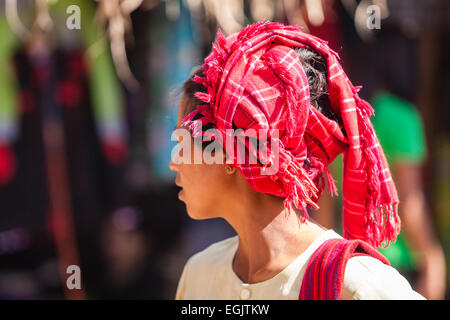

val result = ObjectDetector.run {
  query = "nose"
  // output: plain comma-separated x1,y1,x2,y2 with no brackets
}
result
169,158,179,172
170,141,184,172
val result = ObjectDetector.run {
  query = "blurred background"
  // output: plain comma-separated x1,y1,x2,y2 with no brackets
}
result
0,0,448,300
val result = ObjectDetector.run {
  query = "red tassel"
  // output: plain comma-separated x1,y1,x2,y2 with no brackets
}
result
323,166,338,197
193,75,208,86
280,157,319,222
194,92,211,103
216,28,227,49
380,203,401,248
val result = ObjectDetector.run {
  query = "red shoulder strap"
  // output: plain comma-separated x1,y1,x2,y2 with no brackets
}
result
298,238,390,300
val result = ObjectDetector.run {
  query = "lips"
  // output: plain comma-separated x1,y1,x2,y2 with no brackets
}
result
177,185,185,200
175,176,182,188
175,176,184,200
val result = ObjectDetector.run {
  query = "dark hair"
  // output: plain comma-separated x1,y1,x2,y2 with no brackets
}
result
181,47,342,127
181,65,207,117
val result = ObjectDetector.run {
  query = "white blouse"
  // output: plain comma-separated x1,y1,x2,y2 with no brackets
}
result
175,229,425,300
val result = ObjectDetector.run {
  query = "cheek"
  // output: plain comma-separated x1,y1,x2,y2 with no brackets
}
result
182,163,230,217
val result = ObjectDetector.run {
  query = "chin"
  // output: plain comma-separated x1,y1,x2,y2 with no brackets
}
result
186,209,209,220
185,204,217,220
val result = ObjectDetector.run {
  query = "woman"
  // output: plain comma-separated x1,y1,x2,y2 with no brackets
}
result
170,22,424,300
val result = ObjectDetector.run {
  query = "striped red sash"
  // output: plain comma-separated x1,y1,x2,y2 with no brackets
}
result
299,238,390,300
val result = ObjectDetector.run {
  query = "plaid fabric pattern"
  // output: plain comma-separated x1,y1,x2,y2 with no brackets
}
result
182,21,400,248
298,238,390,300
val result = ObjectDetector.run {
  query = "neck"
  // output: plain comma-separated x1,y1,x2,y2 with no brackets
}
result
225,194,326,284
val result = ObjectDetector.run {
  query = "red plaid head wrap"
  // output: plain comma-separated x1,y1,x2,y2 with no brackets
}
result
182,21,400,248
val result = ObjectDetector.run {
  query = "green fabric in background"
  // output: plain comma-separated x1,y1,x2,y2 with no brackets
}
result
0,15,19,142
51,0,126,139
371,92,427,164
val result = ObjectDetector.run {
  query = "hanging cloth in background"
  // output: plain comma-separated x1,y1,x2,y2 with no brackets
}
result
53,0,129,166
0,0,129,188
0,15,20,185
147,1,200,183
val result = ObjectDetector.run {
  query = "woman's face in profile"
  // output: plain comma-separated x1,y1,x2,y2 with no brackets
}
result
169,95,236,220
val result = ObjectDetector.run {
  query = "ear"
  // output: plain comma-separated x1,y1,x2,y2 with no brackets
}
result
225,165,236,175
